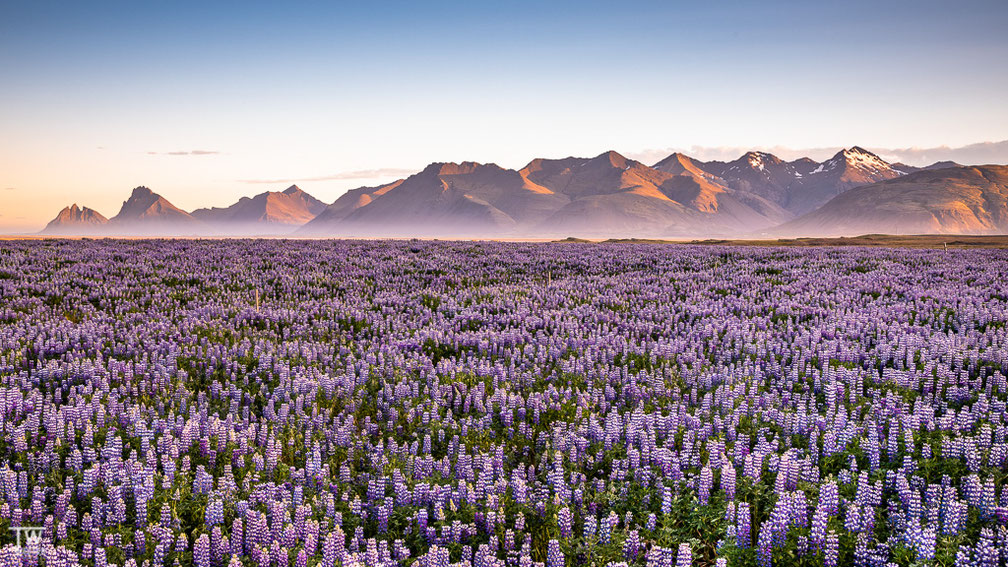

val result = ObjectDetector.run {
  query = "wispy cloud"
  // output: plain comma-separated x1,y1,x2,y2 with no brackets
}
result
147,150,221,156
2,187,14,191
873,141,1008,166
240,168,417,185
629,141,1008,167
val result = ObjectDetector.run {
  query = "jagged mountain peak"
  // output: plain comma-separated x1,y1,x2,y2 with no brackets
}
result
54,203,106,222
118,186,169,212
738,151,784,171
107,186,198,234
845,145,873,155
419,161,503,177
834,146,891,169
591,150,633,169
40,203,109,234
653,152,713,177
191,184,327,231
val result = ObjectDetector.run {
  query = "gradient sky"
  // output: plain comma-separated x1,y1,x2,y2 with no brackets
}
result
2,0,1007,231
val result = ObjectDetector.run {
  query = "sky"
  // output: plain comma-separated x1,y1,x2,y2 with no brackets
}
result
2,0,1007,232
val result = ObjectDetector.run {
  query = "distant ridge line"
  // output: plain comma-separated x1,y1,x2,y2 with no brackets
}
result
37,148,1007,238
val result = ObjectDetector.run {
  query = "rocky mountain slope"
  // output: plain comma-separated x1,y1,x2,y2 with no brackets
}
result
302,151,790,238
105,186,202,235
776,165,1008,236
192,185,326,234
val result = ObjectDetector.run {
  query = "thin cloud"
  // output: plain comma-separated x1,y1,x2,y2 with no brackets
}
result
874,141,1008,166
240,168,417,184
2,187,14,191
148,150,221,156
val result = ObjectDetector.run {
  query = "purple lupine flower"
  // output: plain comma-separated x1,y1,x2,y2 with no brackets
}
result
661,485,672,516
557,507,572,539
206,499,224,528
756,524,773,567
376,499,391,533
980,477,997,519
954,545,972,567
675,543,691,567
599,513,613,544
975,528,998,567
810,507,828,551
698,466,713,506
322,532,337,567
194,534,210,567
624,529,640,561
824,530,838,567
547,539,563,567
721,462,736,501
917,526,936,562
736,502,751,549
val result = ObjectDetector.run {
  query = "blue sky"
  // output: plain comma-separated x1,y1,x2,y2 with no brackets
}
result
1,0,1007,230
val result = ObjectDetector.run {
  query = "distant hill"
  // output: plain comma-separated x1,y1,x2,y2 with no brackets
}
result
776,165,1008,236
892,161,965,174
192,185,326,234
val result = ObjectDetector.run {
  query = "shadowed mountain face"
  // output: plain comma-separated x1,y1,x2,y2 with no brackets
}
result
776,165,1008,236
520,152,698,236
700,147,903,215
797,147,904,210
302,162,568,237
301,151,791,238
192,185,326,234
41,204,108,235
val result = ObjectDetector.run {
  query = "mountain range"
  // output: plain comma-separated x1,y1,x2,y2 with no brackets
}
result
777,166,1008,236
38,147,1007,238
191,184,326,234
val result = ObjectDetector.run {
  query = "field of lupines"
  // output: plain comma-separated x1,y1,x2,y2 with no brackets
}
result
0,239,1006,567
